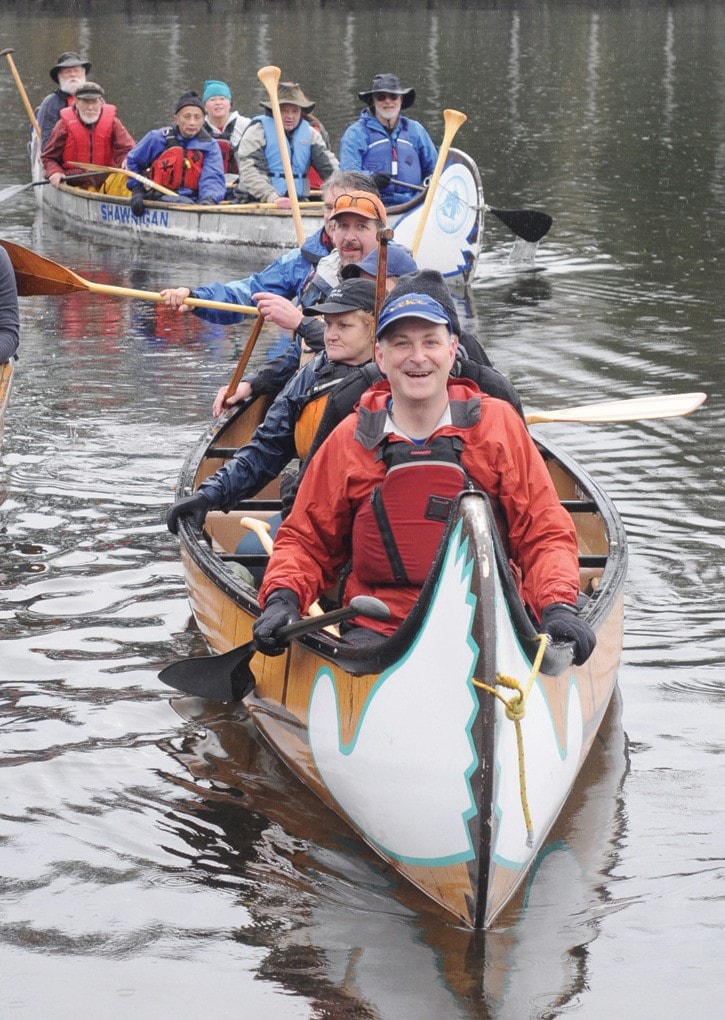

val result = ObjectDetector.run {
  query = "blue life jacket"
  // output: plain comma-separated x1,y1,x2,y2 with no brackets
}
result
256,115,312,198
360,114,423,188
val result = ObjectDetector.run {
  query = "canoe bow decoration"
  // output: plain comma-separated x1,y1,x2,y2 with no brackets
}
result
308,519,480,867
163,396,631,928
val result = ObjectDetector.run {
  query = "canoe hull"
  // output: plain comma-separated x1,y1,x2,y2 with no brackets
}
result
171,401,627,927
34,149,483,282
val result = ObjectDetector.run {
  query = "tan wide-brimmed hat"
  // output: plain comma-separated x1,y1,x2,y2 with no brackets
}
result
260,81,315,113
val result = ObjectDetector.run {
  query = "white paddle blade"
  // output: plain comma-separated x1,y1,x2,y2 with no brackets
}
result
525,392,707,425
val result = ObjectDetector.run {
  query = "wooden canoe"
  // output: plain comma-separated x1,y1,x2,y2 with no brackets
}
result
33,149,483,284
168,398,627,927
0,359,14,447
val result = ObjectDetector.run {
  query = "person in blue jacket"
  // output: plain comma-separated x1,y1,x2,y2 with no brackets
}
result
159,170,382,413
125,90,226,215
339,73,438,207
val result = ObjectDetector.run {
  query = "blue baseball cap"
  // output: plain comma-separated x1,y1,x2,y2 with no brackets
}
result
341,243,418,281
376,293,453,337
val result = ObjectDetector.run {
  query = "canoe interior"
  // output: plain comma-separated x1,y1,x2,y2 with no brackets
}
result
174,398,627,927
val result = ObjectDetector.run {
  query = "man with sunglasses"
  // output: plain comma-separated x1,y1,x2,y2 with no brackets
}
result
339,73,438,207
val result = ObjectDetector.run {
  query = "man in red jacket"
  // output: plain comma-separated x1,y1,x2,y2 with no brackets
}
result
41,81,134,195
254,284,597,664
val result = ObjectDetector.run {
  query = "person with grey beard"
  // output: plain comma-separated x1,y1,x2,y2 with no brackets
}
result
40,81,135,196
35,51,91,147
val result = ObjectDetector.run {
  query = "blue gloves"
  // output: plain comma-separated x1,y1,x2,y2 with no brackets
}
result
540,603,597,666
253,588,301,656
166,493,211,535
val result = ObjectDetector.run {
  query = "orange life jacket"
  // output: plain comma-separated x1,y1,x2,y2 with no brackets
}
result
149,130,205,192
59,103,117,169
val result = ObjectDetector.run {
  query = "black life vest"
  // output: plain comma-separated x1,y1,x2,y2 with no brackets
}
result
352,434,470,586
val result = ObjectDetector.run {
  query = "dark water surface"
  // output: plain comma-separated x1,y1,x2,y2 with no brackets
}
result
1,2,722,1017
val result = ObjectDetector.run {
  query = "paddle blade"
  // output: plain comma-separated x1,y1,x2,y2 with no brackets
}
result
487,207,553,243
158,640,257,701
0,182,33,203
0,238,87,296
157,596,390,702
525,391,707,425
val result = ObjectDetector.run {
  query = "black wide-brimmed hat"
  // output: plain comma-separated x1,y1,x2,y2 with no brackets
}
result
358,73,415,110
50,51,91,83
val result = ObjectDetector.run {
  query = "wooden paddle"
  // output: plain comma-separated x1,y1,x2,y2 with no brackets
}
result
221,315,266,407
158,595,390,701
525,391,707,425
222,200,324,211
67,161,179,198
0,239,258,315
257,65,306,247
374,227,394,328
411,108,468,257
1,48,41,137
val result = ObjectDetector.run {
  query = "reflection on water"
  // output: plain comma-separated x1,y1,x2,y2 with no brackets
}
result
1,1,723,1016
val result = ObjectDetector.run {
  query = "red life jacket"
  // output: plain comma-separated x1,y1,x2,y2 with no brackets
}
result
59,103,117,169
149,129,205,192
207,116,239,174
352,435,470,586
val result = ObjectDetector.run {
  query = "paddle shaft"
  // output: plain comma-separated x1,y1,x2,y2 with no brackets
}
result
1,48,41,136
374,227,394,328
67,161,178,198
84,279,259,315
257,66,306,247
411,109,467,257
525,392,707,425
224,315,266,402
0,173,100,203
222,200,324,211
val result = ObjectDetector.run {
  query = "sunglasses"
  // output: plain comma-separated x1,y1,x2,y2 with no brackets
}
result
332,193,385,221
373,92,402,101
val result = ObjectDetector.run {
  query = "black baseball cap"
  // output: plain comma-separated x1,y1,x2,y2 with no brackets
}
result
303,279,376,316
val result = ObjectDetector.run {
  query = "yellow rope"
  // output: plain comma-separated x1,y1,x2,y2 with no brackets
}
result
472,633,548,847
